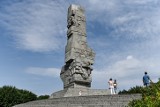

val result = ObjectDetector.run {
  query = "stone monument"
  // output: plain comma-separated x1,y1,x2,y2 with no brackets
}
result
50,4,109,98
13,4,142,107
50,4,110,98
60,4,95,89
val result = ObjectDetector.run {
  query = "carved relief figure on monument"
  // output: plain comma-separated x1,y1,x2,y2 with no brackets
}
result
67,15,76,28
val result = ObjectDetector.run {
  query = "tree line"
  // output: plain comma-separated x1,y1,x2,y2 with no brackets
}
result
1,80,160,107
0,86,49,107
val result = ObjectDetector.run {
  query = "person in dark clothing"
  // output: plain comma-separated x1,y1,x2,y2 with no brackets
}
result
113,79,117,94
143,72,151,87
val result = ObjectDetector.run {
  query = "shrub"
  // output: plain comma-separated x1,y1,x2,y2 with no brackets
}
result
128,81,160,107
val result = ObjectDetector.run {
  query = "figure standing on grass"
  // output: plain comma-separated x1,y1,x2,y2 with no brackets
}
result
113,79,117,94
143,71,151,87
108,78,115,95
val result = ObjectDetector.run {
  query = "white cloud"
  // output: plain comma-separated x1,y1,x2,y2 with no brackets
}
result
103,56,142,78
1,0,160,52
125,0,159,4
26,67,60,77
112,13,140,25
92,54,160,90
0,0,67,52
88,0,117,11
79,0,160,40
92,56,147,90
126,55,133,60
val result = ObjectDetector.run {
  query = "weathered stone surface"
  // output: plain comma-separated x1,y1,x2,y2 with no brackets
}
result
50,88,110,98
60,4,95,89
13,94,142,107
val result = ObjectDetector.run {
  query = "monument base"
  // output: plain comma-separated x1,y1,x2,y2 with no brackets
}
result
14,94,142,107
50,88,111,98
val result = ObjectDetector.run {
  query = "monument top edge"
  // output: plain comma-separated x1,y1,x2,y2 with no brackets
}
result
69,4,84,10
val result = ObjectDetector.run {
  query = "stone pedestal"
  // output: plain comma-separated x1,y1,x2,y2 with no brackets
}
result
14,94,142,107
50,88,110,98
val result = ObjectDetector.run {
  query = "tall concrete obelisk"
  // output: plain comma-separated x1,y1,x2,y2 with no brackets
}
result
50,5,109,98
60,4,95,89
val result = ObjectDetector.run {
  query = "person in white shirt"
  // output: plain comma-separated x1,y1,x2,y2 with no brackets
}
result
108,78,115,95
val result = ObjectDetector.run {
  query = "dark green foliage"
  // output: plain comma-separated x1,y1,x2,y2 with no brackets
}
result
0,86,37,107
119,81,160,107
37,95,49,100
119,82,160,97
119,86,144,94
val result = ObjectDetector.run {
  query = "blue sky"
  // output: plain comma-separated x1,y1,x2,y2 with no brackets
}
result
0,0,160,95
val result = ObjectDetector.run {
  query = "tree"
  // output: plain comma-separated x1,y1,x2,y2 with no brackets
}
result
0,86,37,107
37,95,50,100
